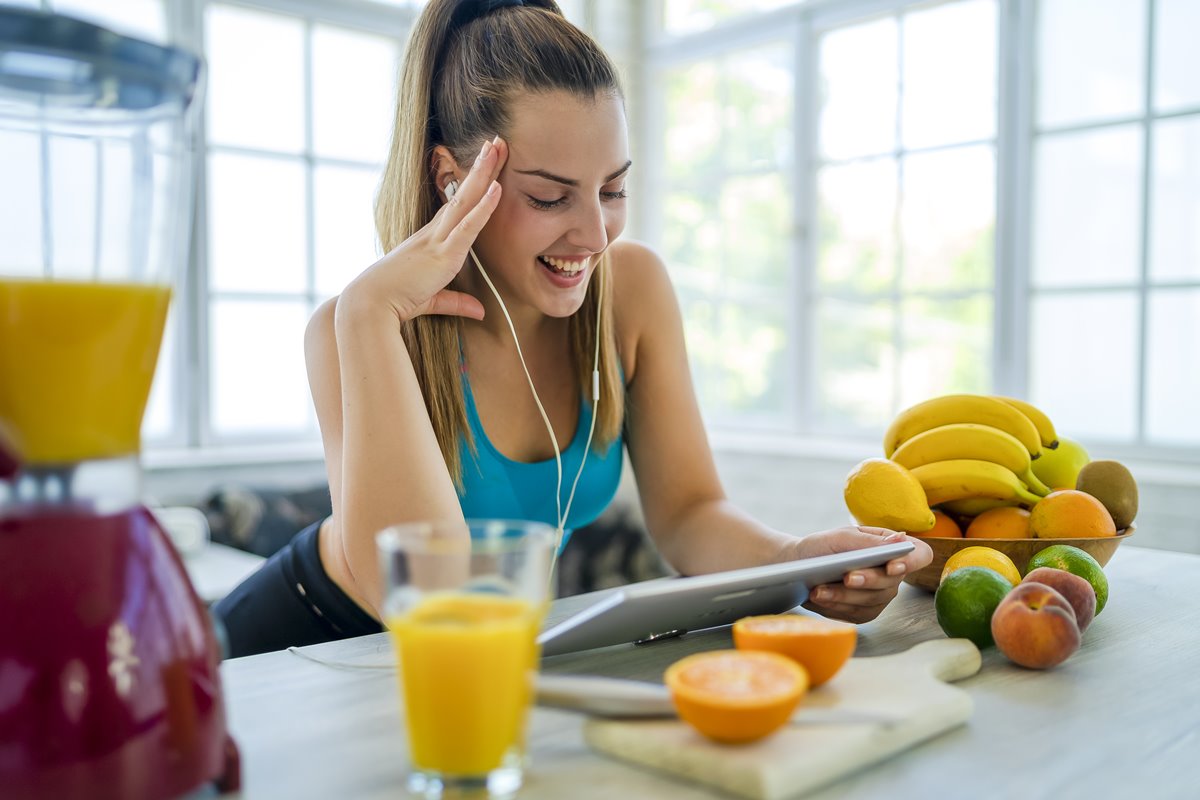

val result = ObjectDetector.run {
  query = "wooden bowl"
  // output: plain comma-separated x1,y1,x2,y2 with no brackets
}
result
903,526,1134,592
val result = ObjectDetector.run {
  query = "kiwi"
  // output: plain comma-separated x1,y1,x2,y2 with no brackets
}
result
1075,460,1138,530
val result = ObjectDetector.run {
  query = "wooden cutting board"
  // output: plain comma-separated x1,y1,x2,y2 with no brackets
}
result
583,638,981,800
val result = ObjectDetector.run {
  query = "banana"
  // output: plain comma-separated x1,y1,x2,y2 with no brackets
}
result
994,396,1059,451
939,497,1019,516
910,459,1043,508
890,423,1053,496
883,394,1042,460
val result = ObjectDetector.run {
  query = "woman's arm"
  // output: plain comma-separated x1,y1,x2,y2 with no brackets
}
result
305,138,508,614
612,241,930,623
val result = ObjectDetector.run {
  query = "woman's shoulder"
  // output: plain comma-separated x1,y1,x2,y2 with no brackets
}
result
607,240,677,381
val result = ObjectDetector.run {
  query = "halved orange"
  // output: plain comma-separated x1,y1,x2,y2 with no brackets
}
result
732,614,857,687
664,650,807,744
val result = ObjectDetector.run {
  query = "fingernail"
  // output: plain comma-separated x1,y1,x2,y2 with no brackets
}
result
487,180,500,196
847,573,865,587
492,134,501,145
476,140,492,164
813,588,830,602
888,562,906,576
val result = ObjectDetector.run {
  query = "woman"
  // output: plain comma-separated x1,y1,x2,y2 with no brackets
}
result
214,0,932,658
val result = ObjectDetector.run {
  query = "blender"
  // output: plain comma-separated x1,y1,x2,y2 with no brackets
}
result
0,8,239,798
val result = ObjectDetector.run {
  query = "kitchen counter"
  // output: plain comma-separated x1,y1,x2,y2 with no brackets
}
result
217,544,1200,799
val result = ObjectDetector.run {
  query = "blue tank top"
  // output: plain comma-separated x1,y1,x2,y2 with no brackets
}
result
456,367,623,546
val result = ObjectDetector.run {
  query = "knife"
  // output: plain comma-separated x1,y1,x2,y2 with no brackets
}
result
535,674,901,726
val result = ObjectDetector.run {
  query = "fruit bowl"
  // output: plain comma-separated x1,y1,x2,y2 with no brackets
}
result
904,526,1134,592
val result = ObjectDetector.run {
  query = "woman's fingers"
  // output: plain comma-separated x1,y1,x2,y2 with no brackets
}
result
420,289,486,320
446,180,502,254
434,136,507,242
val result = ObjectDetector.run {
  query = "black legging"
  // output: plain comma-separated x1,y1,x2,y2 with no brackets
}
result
212,520,382,658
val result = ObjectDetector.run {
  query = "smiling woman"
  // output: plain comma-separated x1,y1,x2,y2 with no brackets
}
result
210,0,932,660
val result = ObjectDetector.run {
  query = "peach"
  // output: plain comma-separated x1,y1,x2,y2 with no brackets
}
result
1022,567,1096,632
991,582,1081,669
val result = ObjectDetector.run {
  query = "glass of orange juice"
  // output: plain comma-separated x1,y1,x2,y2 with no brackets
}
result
377,519,554,799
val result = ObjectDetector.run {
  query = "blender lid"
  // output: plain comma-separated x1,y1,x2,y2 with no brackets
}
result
0,6,201,113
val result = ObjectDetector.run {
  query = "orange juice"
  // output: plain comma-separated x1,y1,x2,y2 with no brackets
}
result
387,592,541,776
0,278,171,464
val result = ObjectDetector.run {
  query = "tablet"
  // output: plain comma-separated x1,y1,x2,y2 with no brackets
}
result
538,540,914,657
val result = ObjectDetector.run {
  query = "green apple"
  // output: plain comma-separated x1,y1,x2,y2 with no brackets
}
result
1031,436,1090,492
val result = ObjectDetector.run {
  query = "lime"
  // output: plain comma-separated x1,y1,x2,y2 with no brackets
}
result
1028,545,1109,614
934,566,1014,649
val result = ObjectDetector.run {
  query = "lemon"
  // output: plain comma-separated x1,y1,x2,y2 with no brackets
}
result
934,566,1013,649
941,545,1022,586
843,458,935,532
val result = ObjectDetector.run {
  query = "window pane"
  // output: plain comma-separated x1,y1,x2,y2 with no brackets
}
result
206,5,305,153
1155,0,1200,113
210,300,311,435
661,0,792,36
1036,0,1146,128
814,298,894,432
665,62,719,183
723,44,792,172
208,152,308,294
720,173,789,293
0,131,43,273
1030,292,1138,441
817,159,897,293
901,145,995,292
899,293,991,410
1149,116,1200,282
1146,289,1200,446
691,303,788,421
314,164,381,297
1032,127,1142,287
819,18,897,160
51,0,165,41
312,25,400,163
901,0,996,149
664,192,721,293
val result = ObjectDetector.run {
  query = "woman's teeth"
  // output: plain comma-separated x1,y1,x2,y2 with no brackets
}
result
539,256,587,275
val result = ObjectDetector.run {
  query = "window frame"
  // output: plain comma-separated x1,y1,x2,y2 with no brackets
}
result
644,0,1200,466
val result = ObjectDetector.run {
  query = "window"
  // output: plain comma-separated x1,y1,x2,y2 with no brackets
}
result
19,0,593,458
649,0,1200,460
1029,0,1200,448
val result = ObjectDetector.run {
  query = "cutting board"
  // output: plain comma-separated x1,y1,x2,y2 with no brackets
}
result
583,638,981,800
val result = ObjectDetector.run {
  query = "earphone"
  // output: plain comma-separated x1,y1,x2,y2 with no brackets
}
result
445,178,602,568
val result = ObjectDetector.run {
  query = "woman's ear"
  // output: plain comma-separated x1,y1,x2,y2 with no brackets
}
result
431,144,463,199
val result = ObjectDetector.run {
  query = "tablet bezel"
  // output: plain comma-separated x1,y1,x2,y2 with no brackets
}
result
538,540,915,657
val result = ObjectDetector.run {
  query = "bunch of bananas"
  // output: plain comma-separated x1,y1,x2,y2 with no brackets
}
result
885,395,1058,511
845,394,1062,530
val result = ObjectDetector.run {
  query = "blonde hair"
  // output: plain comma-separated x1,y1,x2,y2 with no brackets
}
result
375,0,625,487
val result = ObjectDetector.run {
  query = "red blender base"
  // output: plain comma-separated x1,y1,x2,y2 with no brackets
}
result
0,505,239,799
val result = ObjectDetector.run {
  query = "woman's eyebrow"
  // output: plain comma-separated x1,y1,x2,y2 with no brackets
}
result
514,160,633,187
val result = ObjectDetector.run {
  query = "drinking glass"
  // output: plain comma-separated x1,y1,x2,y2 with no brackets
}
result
377,519,554,799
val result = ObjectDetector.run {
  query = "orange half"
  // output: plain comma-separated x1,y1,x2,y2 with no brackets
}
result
732,614,857,687
664,650,807,744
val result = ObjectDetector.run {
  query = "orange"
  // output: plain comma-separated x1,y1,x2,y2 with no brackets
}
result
664,650,807,744
965,506,1032,539
732,614,857,687
940,545,1022,586
1030,490,1117,539
911,510,962,538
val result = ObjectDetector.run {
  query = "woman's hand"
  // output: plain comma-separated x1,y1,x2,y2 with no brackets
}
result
340,136,509,324
781,527,933,624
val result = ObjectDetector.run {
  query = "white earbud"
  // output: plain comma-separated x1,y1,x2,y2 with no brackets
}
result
445,179,459,201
